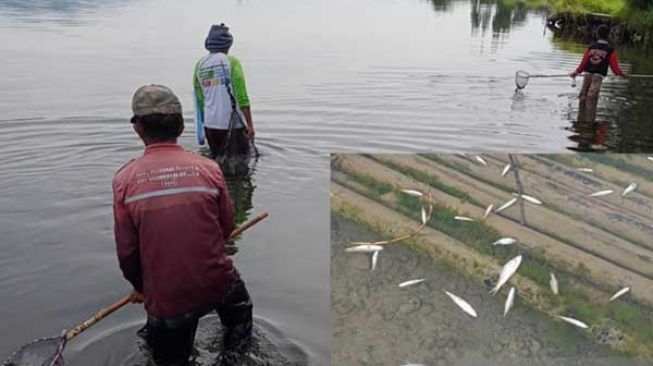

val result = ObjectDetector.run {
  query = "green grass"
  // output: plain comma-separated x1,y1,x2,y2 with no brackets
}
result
342,169,394,196
370,155,481,205
504,0,653,31
607,302,653,341
550,0,625,14
581,155,653,181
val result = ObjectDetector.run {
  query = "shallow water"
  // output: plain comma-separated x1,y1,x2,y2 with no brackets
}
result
331,216,649,366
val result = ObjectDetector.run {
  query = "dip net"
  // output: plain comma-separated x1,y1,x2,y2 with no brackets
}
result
515,70,530,90
215,111,251,176
2,334,66,366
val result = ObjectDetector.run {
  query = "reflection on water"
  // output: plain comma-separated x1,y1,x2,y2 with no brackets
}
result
0,0,135,25
226,171,257,227
565,121,609,152
70,316,309,366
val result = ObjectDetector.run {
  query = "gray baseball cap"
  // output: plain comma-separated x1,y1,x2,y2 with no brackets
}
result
131,84,182,118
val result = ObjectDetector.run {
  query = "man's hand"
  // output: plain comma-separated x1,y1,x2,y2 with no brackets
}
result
247,126,255,140
129,290,145,303
621,72,629,79
570,71,578,78
226,242,239,256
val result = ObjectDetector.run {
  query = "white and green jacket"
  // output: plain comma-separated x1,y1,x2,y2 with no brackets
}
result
193,53,250,130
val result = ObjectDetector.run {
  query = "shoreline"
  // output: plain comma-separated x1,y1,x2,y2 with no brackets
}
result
504,0,653,47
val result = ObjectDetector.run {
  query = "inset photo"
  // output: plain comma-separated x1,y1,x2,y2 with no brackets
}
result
331,154,653,366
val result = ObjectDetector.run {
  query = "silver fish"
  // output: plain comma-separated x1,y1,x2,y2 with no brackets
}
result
482,204,494,221
648,156,653,162
576,168,594,172
501,164,511,177
521,194,542,205
454,216,474,221
557,315,589,329
496,197,518,213
398,279,425,288
550,272,559,295
492,237,517,246
504,286,516,317
589,189,614,197
475,155,488,166
609,287,630,302
371,251,379,271
490,255,522,295
444,290,478,318
346,244,384,253
401,189,424,197
622,183,637,197
421,207,428,225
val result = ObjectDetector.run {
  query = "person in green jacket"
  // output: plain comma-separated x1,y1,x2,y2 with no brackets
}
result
194,23,254,158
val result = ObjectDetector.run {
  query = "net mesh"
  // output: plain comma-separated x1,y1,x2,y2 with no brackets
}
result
2,335,66,366
216,111,252,176
515,71,530,90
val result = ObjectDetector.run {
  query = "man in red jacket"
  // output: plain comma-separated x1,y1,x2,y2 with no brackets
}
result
113,84,252,366
570,24,628,122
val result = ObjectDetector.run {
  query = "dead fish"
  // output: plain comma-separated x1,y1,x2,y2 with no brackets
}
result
550,272,559,295
501,164,511,177
482,204,494,221
504,287,516,317
454,216,474,221
401,189,424,197
557,315,589,329
398,279,425,288
520,194,542,205
490,255,522,295
444,290,478,318
609,287,630,302
576,168,594,172
475,155,488,166
421,207,427,225
345,244,383,253
496,197,518,213
589,189,614,197
371,251,379,271
622,183,637,197
492,237,517,246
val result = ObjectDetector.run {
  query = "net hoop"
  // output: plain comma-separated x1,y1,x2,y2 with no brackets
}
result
2,332,67,366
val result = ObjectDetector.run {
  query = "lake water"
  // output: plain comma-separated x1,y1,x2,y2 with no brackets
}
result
1,0,653,364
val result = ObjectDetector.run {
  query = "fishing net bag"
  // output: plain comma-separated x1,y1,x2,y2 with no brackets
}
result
2,334,66,366
215,110,252,176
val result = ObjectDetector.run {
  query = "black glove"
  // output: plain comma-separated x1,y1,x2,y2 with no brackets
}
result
226,243,239,256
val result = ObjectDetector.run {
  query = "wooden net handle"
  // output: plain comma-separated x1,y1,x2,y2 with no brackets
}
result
65,294,131,340
64,211,269,341
228,211,269,240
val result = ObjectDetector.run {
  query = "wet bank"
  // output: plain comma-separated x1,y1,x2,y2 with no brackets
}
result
331,216,647,366
331,153,653,362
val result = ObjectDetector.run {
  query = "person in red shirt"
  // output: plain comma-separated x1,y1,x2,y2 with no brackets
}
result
113,84,252,366
570,24,628,122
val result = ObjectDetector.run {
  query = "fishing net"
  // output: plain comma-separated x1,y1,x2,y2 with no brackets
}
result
515,71,530,90
2,334,66,366
215,110,252,176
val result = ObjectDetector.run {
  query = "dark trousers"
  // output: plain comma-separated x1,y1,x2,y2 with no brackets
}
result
205,127,250,158
139,278,253,366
